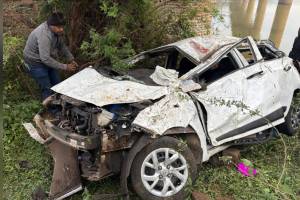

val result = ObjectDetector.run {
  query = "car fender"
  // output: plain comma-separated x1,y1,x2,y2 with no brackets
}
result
132,91,210,162
120,135,153,199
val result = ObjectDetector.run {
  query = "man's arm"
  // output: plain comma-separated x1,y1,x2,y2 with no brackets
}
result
37,33,67,70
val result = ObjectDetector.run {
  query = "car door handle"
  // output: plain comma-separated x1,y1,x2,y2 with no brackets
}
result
246,71,264,79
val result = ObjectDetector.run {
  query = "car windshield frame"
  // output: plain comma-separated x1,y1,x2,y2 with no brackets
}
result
181,37,262,80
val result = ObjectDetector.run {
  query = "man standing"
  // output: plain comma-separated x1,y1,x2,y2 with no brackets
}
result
289,27,300,69
24,12,77,100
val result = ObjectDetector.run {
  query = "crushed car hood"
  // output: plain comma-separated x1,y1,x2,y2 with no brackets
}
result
51,67,169,107
51,66,203,136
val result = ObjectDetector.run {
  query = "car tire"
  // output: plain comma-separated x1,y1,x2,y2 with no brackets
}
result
130,136,197,200
277,98,300,136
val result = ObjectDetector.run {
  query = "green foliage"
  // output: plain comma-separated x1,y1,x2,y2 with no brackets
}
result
80,28,135,71
172,11,197,39
100,0,119,18
3,35,36,101
79,0,198,71
82,188,92,200
3,99,52,200
115,0,196,51
211,7,224,22
3,34,24,67
39,0,200,71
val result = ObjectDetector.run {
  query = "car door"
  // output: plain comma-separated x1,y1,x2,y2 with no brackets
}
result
261,54,300,116
192,37,284,146
190,49,245,146
191,67,244,146
235,38,285,138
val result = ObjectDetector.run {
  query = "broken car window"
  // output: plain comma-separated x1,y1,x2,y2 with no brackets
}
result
258,45,278,61
236,41,256,66
194,51,240,85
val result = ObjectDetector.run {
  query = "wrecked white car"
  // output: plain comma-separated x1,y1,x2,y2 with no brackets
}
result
24,36,300,200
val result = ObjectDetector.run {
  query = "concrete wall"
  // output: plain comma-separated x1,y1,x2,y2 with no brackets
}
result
154,0,214,36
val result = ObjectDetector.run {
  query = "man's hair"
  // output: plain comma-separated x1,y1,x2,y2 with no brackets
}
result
47,12,66,26
298,27,300,37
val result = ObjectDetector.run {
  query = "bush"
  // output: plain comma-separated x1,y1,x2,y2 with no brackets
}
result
3,34,38,102
80,28,135,71
40,0,197,71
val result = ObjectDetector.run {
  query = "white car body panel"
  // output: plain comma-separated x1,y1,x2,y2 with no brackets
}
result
191,70,244,146
132,91,198,135
50,36,300,162
265,57,300,114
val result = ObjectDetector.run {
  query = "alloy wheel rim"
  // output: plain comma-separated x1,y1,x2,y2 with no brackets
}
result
141,148,188,197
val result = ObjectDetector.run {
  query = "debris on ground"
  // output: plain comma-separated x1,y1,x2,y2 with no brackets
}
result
210,148,241,167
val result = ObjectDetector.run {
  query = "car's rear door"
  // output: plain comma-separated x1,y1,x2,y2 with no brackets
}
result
216,37,284,145
235,38,285,135
260,51,300,117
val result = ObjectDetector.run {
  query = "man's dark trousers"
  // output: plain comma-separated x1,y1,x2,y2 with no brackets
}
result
27,63,61,100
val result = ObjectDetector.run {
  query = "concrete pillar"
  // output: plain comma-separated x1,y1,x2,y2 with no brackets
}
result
252,0,268,40
233,0,256,37
244,0,257,27
269,0,293,47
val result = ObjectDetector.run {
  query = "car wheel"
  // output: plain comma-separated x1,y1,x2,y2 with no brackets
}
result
277,99,300,136
130,136,197,200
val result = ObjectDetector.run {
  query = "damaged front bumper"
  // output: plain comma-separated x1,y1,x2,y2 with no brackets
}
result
44,120,99,150
23,112,86,200
25,111,100,150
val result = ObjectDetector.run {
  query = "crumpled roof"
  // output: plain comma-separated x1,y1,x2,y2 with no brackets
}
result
144,35,240,63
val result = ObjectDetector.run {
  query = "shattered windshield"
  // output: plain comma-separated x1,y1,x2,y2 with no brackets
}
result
126,54,168,85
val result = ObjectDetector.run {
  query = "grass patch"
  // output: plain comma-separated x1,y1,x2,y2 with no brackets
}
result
194,136,300,200
3,99,52,199
3,98,300,199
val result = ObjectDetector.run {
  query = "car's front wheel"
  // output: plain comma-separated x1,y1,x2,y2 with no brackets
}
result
130,136,197,200
277,97,300,136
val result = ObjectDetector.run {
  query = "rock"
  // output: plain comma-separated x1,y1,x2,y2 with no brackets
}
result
222,148,241,164
208,154,224,166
